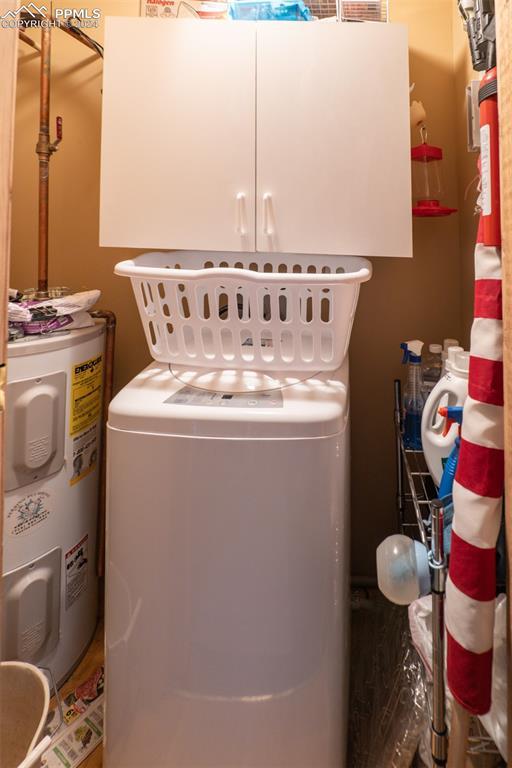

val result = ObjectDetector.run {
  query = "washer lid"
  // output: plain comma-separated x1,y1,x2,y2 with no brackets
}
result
169,364,317,394
108,361,349,439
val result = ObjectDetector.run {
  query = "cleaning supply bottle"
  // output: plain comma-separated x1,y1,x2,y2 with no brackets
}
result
441,338,460,374
422,343,443,394
401,340,425,450
437,405,463,499
421,349,469,486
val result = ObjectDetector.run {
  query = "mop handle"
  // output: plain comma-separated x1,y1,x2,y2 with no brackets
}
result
430,498,448,766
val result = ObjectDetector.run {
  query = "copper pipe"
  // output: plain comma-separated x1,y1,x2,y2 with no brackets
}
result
90,310,116,588
36,23,51,295
19,31,41,52
53,19,103,57
34,19,101,296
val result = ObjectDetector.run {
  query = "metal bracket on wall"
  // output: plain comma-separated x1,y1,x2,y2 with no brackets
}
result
467,80,481,151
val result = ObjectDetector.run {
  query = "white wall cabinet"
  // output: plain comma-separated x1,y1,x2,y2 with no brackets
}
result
101,18,412,257
256,23,411,257
100,19,256,251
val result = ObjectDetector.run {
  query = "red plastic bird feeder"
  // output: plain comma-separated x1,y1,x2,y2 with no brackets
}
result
411,140,457,217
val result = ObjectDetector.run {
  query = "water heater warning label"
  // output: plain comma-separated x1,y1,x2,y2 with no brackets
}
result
70,424,99,487
70,355,103,436
65,534,89,610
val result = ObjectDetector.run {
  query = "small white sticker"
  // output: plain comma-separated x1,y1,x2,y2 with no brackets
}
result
480,123,491,216
7,492,51,536
65,535,89,610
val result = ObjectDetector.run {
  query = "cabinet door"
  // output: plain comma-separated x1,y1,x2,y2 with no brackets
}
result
100,19,256,251
256,22,412,257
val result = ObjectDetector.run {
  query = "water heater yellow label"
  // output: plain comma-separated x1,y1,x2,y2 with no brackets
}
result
70,354,103,436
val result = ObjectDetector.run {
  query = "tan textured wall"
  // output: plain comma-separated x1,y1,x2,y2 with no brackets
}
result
11,0,469,578
350,0,463,577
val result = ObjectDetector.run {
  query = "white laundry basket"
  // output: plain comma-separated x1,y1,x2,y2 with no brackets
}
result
115,251,372,371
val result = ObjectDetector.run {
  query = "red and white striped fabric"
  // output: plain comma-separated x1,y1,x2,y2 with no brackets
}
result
445,222,504,715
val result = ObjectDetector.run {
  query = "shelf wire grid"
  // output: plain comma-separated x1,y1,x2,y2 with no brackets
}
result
398,442,436,548
394,381,437,547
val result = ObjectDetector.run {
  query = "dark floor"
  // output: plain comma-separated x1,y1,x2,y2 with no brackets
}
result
348,589,427,767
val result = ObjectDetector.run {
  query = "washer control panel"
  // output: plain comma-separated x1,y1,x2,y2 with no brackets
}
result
165,387,283,408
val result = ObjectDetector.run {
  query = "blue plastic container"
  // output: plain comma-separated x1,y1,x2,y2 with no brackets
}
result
401,341,425,450
228,0,312,20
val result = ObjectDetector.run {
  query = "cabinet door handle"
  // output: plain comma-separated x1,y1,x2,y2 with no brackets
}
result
263,193,274,237
236,192,247,236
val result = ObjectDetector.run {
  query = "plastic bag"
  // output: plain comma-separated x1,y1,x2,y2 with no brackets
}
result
348,590,429,767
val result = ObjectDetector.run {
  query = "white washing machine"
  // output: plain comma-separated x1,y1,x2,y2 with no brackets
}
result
3,324,105,685
105,360,350,768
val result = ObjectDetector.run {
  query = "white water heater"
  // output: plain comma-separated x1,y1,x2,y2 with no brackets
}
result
2,324,105,685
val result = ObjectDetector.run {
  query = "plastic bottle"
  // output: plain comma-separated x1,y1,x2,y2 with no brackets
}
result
441,338,460,374
376,535,430,605
401,340,425,450
421,349,469,485
437,406,463,499
422,343,443,394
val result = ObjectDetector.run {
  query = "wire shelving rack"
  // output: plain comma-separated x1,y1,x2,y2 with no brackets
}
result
394,380,503,764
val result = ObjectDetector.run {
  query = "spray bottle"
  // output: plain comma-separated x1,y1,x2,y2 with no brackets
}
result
437,405,463,499
420,349,468,485
400,340,425,450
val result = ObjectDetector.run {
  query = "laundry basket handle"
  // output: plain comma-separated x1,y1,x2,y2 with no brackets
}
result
114,261,371,285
